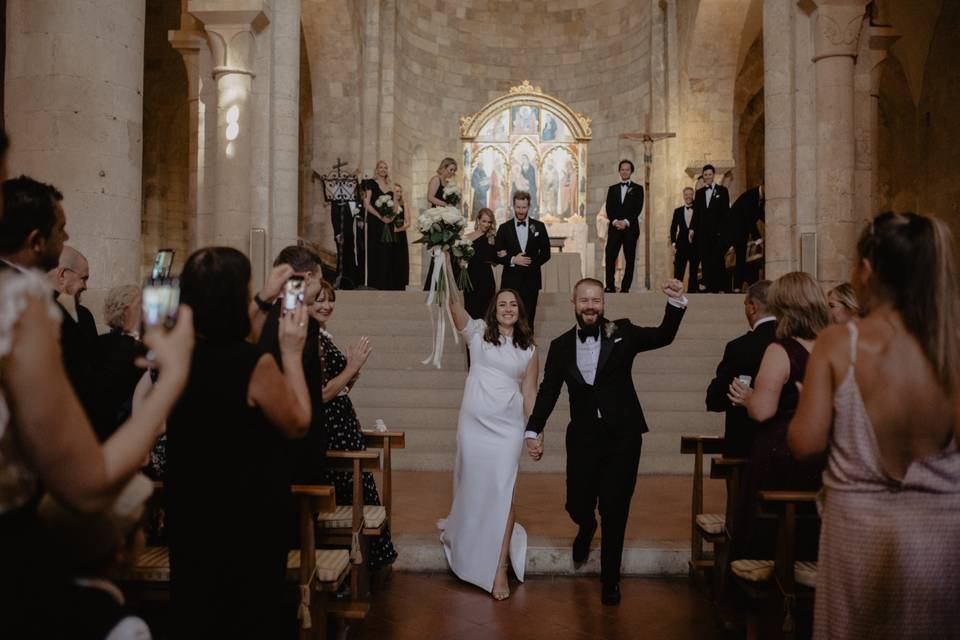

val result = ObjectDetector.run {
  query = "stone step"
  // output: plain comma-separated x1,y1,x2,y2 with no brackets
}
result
392,533,688,576
357,369,712,392
336,290,743,307
350,387,710,412
327,318,745,338
362,350,724,372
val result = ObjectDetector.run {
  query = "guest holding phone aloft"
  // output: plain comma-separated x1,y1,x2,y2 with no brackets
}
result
423,157,459,290
364,161,410,290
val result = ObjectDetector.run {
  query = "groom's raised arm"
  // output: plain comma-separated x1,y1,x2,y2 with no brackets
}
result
630,280,688,354
525,339,565,436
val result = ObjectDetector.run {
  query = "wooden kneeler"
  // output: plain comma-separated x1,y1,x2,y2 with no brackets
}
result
360,430,405,523
680,435,727,580
316,450,383,599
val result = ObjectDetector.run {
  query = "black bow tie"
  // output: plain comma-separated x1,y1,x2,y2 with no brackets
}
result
577,326,600,343
621,182,630,187
516,220,527,227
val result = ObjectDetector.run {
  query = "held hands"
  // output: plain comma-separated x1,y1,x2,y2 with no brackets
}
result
259,264,295,306
727,378,753,407
279,304,308,356
512,253,533,267
661,279,685,300
525,433,544,461
496,250,507,258
346,336,373,374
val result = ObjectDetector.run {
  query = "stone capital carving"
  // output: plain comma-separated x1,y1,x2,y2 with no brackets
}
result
811,1,867,62
188,1,270,77
168,30,207,97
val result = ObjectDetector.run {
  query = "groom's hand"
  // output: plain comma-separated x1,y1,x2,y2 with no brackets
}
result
525,433,544,461
661,278,685,300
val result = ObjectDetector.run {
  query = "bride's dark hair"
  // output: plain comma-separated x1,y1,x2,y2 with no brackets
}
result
483,289,535,350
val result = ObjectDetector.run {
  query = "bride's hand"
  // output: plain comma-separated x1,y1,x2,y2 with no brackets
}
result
525,433,544,461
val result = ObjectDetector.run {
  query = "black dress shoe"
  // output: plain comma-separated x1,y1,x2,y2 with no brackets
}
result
603,288,616,294
572,521,597,565
620,289,629,294
601,583,621,606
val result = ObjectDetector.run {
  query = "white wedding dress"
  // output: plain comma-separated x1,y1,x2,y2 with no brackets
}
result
439,319,533,592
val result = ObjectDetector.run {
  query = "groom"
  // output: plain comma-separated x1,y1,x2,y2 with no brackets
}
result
525,277,687,604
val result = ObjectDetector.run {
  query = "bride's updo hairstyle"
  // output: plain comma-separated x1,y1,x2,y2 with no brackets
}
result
482,289,534,350
856,211,960,392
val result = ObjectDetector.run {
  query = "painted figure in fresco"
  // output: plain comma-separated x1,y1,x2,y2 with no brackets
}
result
512,106,538,135
471,163,490,218
542,115,558,141
520,154,538,218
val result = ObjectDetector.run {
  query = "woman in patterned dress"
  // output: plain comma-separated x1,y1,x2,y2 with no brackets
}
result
308,280,398,567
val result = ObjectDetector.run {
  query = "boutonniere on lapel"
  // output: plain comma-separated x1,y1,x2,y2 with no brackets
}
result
603,320,618,339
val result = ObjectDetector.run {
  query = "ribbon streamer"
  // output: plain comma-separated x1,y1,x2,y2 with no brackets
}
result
422,249,459,369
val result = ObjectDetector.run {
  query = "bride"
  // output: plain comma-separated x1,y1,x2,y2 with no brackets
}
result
439,258,540,600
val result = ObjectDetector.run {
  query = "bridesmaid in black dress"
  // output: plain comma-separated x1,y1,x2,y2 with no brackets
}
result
309,280,398,567
461,207,499,319
165,248,312,637
363,161,406,290
423,157,459,290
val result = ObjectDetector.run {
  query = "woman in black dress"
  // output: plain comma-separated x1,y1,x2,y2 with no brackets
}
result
165,248,312,637
309,280,398,568
461,207,499,319
727,272,829,558
423,157,459,290
363,161,409,290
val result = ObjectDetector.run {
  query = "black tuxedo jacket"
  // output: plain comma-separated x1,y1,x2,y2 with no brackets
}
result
605,181,644,232
670,205,695,250
691,184,730,249
257,303,327,481
729,186,764,244
705,319,776,456
527,304,686,435
494,217,551,291
57,300,100,417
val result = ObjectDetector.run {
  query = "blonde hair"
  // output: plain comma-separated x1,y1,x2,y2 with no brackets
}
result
827,282,859,316
436,157,457,175
857,212,960,391
104,284,141,330
768,272,830,340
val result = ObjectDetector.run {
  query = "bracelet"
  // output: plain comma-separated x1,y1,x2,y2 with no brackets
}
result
253,293,273,312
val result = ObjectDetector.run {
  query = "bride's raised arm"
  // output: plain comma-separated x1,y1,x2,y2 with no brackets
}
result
444,253,471,331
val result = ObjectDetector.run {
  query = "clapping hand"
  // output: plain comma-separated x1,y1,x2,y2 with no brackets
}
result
661,279,685,300
346,336,373,374
727,377,753,406
525,433,544,461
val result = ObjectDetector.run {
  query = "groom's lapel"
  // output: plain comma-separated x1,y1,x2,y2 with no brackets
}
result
595,327,617,378
566,330,587,387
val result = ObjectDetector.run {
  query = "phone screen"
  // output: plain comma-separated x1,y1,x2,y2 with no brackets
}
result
142,278,180,330
151,249,175,280
282,276,305,312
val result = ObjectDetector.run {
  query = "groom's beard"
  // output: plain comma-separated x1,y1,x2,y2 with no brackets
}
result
576,311,603,329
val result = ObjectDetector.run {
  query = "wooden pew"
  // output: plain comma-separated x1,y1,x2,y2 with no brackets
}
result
730,490,819,639
679,435,726,580
360,430,405,523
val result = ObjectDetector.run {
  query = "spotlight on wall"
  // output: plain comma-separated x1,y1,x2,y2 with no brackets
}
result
226,105,241,141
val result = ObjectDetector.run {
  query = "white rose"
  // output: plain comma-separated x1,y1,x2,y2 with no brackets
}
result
440,207,463,225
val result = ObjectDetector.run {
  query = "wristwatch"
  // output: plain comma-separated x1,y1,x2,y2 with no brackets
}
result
253,293,273,312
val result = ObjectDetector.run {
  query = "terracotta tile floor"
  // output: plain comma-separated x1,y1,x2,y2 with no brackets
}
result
387,471,726,542
354,572,723,640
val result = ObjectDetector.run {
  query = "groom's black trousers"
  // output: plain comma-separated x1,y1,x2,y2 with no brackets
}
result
565,419,643,587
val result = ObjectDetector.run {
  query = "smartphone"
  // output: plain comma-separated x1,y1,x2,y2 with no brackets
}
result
142,278,180,330
738,375,753,387
151,249,175,280
282,276,305,313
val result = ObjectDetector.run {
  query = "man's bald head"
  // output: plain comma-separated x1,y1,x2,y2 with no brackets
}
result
49,245,90,300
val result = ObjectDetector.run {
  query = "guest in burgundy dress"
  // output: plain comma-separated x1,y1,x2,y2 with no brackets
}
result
727,271,830,558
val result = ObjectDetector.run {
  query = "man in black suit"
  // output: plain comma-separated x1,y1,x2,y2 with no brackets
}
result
705,280,775,456
604,160,644,293
525,276,687,605
495,190,551,325
728,185,764,293
691,164,730,293
256,245,328,483
670,187,697,291
49,246,100,417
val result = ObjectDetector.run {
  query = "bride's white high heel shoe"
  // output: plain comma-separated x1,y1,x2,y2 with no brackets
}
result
492,562,510,601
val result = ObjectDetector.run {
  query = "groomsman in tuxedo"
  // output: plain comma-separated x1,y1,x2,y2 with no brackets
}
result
604,160,644,293
691,164,730,292
670,187,697,291
495,191,551,324
525,277,687,605
704,280,774,456
728,184,764,292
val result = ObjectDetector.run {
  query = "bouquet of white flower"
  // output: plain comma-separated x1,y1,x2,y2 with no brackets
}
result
452,237,476,292
374,194,403,243
442,181,461,207
414,206,467,252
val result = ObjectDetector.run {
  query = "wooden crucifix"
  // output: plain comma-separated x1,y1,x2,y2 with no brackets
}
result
619,117,676,290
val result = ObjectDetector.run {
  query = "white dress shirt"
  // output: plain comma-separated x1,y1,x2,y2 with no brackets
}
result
515,217,529,252
684,206,693,228
618,183,632,227
751,315,775,331
704,184,715,205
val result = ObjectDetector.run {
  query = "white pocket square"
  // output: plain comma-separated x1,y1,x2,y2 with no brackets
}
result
614,337,623,343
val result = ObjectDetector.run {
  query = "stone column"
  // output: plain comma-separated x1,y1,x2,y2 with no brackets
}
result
762,0,796,279
188,1,269,252
811,0,866,284
169,5,210,250
4,0,147,305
